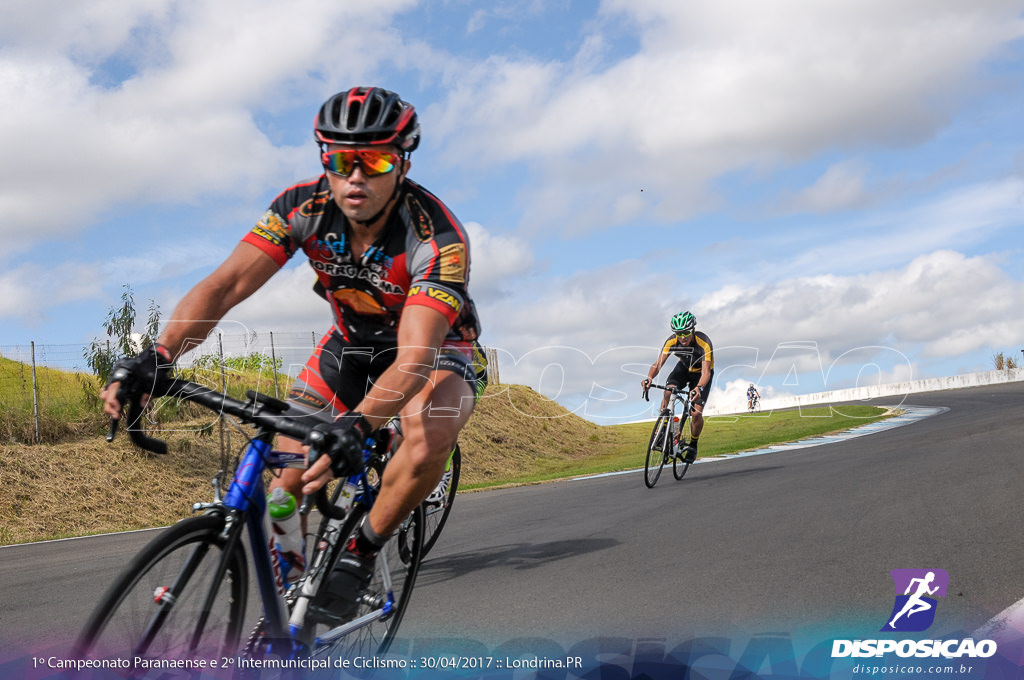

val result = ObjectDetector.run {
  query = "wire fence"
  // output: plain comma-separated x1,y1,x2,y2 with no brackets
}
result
1,330,500,444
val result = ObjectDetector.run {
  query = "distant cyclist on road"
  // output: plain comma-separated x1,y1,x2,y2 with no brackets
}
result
641,311,714,463
747,383,760,411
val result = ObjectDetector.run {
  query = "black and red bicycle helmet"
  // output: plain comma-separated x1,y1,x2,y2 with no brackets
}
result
314,87,421,152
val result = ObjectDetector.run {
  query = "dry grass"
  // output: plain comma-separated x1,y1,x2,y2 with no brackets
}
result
0,383,607,544
457,384,604,485
0,420,230,545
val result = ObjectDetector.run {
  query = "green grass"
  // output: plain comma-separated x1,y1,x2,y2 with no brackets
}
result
0,356,108,442
460,404,893,489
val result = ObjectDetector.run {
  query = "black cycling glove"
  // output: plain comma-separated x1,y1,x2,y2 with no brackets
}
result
304,412,373,478
106,344,175,397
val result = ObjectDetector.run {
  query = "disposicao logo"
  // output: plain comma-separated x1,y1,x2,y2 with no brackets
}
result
831,568,998,660
882,568,948,632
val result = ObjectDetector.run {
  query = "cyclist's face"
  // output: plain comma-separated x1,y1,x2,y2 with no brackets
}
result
324,144,409,224
675,332,694,345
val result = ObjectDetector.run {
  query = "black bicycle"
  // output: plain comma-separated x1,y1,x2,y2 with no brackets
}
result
641,382,694,488
73,371,423,674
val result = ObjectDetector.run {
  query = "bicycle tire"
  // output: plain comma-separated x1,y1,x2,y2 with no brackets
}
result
672,409,691,480
644,414,670,488
74,514,248,671
421,444,461,556
307,503,424,662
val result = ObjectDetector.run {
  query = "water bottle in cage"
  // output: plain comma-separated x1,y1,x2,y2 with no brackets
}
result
268,487,305,583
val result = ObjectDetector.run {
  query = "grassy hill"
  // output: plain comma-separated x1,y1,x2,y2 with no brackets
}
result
0,370,892,544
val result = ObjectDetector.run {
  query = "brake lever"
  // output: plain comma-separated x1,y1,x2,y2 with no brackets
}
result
106,379,131,443
106,417,120,443
299,428,327,516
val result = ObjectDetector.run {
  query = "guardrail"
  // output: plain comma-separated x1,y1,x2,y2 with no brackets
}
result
711,367,1024,416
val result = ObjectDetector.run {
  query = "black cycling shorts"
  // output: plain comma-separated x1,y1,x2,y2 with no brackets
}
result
665,364,713,408
287,327,488,418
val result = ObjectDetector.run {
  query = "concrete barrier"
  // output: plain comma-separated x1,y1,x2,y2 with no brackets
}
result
710,367,1024,416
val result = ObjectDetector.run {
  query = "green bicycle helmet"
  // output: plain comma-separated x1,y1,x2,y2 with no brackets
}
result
670,311,696,334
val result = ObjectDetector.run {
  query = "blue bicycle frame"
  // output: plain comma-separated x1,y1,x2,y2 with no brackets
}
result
216,431,392,657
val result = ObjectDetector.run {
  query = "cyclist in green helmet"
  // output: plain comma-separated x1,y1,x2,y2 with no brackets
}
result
641,311,714,463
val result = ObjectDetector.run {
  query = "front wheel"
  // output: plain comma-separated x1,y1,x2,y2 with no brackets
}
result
644,414,671,488
74,514,248,672
421,444,461,557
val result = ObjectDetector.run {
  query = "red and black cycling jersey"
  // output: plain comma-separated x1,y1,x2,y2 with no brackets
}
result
660,331,714,373
242,175,480,346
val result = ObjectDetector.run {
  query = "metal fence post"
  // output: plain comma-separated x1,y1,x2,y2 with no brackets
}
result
485,347,500,385
269,331,280,398
31,341,41,444
218,333,230,453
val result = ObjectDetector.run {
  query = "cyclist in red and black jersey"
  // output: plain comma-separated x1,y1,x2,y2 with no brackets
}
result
101,87,486,618
641,311,713,463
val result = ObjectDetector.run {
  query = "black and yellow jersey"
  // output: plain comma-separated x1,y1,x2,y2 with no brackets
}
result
660,331,714,373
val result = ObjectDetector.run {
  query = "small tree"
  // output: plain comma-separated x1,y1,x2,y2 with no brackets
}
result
84,285,161,383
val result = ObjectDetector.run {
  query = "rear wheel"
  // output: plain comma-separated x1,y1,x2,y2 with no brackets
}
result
74,514,248,675
644,414,671,488
421,445,461,556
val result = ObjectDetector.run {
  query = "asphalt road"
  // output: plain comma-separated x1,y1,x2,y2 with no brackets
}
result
3,382,1022,666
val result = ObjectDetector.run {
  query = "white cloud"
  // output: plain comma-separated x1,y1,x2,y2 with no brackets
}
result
463,221,536,300
428,1,1024,233
779,160,872,214
213,263,332,334
475,245,1024,421
0,0,417,250
712,177,1024,281
0,262,104,325
700,249,1024,363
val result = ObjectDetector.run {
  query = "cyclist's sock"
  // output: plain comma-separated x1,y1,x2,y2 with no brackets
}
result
354,517,389,555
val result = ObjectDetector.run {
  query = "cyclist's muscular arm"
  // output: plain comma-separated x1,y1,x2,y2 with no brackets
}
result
156,242,281,358
697,360,711,390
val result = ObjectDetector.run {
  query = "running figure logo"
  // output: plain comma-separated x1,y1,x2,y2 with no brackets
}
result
881,569,949,632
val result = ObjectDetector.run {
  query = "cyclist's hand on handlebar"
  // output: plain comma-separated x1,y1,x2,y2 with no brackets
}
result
641,378,651,401
301,412,372,494
100,345,175,419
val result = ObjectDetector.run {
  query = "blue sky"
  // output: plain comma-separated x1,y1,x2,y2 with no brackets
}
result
2,0,1023,422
